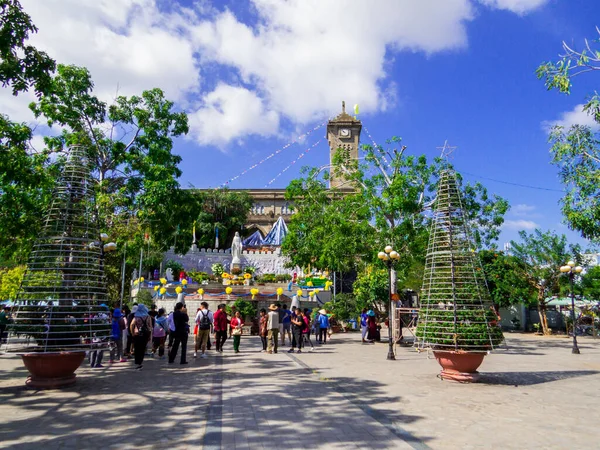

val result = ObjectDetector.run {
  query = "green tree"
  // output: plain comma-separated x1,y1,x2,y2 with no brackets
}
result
0,265,25,300
537,29,600,239
0,0,55,96
509,229,582,335
193,188,253,249
26,64,190,302
479,250,535,307
581,265,600,301
283,138,509,301
0,0,57,264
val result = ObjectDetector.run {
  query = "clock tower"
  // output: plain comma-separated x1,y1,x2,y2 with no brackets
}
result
326,101,362,189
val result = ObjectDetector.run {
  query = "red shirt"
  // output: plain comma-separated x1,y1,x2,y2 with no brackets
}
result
230,317,244,329
213,309,228,331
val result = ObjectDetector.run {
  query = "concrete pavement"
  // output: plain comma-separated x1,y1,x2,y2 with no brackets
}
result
0,332,599,449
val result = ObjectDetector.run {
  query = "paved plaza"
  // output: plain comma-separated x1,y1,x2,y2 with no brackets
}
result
0,333,599,449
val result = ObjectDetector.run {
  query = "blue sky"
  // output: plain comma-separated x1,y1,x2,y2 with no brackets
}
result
6,0,600,249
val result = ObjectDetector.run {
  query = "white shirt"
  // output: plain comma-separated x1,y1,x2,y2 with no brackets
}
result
195,309,214,325
267,310,279,330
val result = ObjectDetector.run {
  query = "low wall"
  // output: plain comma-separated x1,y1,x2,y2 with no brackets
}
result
162,246,298,275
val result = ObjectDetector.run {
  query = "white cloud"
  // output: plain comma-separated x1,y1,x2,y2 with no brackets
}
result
477,0,549,15
542,104,600,132
190,0,475,129
511,203,542,218
3,1,547,146
503,219,539,231
188,84,280,147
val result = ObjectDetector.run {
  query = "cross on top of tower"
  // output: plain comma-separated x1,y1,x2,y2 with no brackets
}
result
437,140,457,160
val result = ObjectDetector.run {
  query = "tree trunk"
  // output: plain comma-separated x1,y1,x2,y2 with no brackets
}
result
537,290,550,335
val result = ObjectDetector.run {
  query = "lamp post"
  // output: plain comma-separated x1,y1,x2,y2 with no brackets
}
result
560,260,583,354
378,245,400,361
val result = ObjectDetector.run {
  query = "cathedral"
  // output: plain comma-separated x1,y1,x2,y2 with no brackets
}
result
235,102,362,237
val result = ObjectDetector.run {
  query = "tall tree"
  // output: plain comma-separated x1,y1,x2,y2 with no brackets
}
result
28,64,189,302
509,229,582,335
537,29,600,239
0,0,55,96
0,0,57,264
193,188,253,249
479,249,536,307
283,138,509,297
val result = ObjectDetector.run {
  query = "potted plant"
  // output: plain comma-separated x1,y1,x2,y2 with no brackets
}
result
4,147,112,388
416,169,504,382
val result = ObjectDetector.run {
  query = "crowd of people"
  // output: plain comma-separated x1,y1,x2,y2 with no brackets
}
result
100,301,335,370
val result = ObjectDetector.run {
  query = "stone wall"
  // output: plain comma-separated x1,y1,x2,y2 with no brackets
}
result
162,247,299,275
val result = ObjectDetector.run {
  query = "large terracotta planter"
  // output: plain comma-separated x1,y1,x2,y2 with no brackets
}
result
433,350,485,382
21,351,86,389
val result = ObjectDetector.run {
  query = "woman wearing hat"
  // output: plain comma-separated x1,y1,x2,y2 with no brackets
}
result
109,308,127,363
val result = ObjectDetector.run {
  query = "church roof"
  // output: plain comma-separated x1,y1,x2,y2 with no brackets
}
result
243,230,264,247
263,216,288,246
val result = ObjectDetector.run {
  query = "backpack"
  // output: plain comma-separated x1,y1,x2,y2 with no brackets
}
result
133,317,149,337
198,310,211,330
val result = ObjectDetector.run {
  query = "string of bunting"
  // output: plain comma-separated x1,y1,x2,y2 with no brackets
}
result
363,124,390,168
264,139,323,187
221,121,327,187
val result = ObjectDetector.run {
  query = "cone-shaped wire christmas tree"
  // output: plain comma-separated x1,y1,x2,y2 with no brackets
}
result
416,168,503,353
5,146,110,353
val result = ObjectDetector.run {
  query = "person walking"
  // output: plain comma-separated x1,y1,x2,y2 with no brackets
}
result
168,302,189,365
318,309,329,344
302,308,314,351
267,304,279,354
213,303,229,353
366,310,377,343
130,304,152,370
125,304,137,358
109,308,126,363
280,303,291,346
152,308,168,358
194,302,213,359
230,311,244,353
360,308,369,343
0,306,11,344
258,308,268,352
289,309,304,353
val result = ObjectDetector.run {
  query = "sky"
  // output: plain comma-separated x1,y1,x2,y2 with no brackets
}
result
4,0,600,249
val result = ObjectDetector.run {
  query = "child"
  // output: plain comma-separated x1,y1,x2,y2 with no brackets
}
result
109,308,126,363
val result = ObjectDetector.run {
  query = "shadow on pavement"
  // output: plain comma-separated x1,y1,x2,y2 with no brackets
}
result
479,369,600,386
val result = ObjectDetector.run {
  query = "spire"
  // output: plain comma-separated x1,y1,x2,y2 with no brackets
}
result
342,101,346,114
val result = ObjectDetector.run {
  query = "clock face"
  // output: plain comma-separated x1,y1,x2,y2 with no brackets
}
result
339,128,351,137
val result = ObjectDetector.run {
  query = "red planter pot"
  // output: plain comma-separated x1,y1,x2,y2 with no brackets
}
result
21,352,86,389
433,351,486,383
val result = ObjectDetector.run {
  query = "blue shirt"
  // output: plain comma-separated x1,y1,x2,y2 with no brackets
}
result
360,313,367,327
282,309,292,324
318,314,329,329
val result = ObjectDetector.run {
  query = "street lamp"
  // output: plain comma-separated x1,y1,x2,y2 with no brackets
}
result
378,245,400,360
560,260,583,354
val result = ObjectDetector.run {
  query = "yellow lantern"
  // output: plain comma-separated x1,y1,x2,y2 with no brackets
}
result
297,289,303,297
175,286,183,294
225,287,233,298
140,277,144,282
197,288,204,296
160,278,167,285
251,288,259,299
181,278,188,286
307,281,313,287
159,287,166,295
153,285,160,291
277,287,283,296
309,291,315,297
